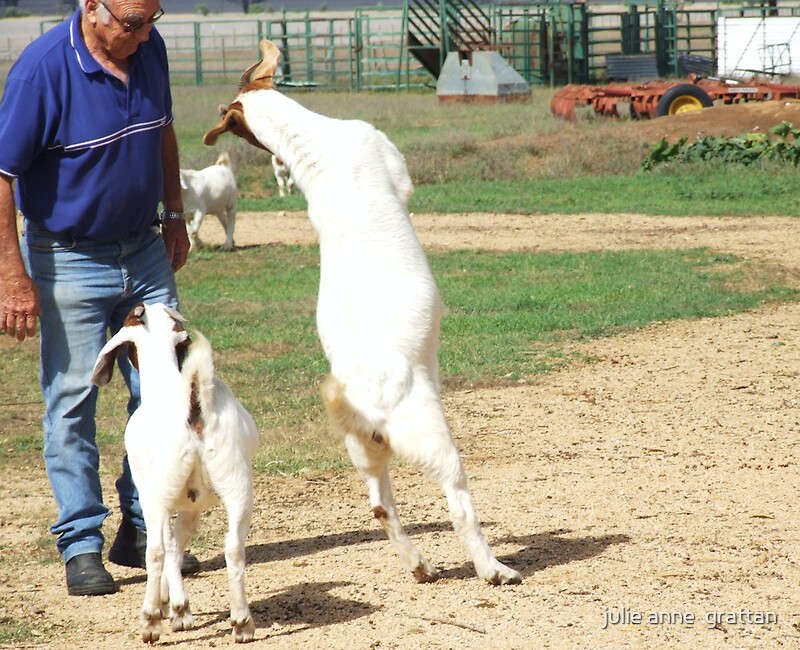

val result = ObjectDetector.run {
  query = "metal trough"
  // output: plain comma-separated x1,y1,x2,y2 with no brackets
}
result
437,50,531,104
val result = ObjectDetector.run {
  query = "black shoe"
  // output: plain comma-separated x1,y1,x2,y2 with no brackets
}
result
66,553,117,596
108,519,201,575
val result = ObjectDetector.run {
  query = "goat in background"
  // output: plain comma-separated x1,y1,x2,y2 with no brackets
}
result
180,151,239,251
271,154,295,197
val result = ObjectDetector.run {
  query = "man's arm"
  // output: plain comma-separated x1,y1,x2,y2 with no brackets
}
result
161,122,190,272
0,174,40,341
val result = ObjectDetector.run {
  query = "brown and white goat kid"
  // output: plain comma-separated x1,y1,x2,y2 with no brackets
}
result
91,303,258,643
203,40,521,586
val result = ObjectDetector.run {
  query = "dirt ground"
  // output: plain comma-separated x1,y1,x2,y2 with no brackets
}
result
3,102,800,649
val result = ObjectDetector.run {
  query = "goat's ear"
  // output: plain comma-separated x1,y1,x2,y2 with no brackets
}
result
203,103,268,151
203,105,242,146
175,334,192,371
164,305,186,325
91,327,138,386
91,348,118,387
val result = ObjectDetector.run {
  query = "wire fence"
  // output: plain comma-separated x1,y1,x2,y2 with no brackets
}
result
34,9,429,90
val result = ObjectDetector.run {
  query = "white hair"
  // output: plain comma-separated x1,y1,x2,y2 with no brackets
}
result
80,0,112,26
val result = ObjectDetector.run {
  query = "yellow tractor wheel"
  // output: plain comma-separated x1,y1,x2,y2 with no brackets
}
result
656,83,714,117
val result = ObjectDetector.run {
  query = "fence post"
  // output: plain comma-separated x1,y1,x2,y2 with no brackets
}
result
567,6,575,83
194,21,202,86
277,15,292,82
305,12,314,83
354,15,362,90
439,0,449,72
547,7,555,86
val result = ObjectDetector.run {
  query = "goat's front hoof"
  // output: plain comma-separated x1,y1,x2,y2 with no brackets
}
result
230,614,256,643
170,600,194,632
140,609,162,643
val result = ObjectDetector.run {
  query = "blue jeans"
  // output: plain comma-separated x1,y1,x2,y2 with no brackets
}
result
22,221,179,563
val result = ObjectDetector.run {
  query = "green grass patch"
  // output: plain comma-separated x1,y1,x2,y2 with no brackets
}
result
237,165,800,218
172,87,800,217
407,167,800,217
0,246,796,473
0,619,39,645
434,247,795,385
0,244,794,475
155,245,799,470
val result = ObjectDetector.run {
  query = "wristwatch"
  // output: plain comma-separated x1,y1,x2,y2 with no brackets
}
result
160,210,186,223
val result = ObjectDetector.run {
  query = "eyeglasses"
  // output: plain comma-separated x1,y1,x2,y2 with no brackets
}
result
99,1,164,33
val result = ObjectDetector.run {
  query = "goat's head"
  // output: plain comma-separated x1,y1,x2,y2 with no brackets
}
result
90,303,190,387
203,39,281,150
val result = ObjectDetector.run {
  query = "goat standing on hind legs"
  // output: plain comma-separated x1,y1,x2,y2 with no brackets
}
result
91,303,258,643
204,39,521,586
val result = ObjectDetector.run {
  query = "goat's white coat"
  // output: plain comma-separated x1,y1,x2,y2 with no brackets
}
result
91,303,258,643
271,154,295,197
205,42,521,586
180,151,239,250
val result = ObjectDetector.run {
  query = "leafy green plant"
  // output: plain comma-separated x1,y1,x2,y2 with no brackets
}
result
643,121,800,169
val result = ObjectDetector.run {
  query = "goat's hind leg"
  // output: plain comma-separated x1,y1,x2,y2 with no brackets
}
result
390,404,522,586
188,210,205,249
218,210,236,251
344,432,438,582
438,453,522,585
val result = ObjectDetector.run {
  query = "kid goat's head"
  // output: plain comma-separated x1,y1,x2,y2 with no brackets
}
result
90,303,190,387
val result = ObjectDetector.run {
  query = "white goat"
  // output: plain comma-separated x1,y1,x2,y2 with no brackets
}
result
180,151,239,251
91,303,258,644
271,154,295,197
204,39,521,586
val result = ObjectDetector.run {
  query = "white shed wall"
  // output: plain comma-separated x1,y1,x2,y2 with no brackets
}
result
717,16,800,76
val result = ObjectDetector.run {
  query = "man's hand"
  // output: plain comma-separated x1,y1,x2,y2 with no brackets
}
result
162,219,191,272
0,271,40,341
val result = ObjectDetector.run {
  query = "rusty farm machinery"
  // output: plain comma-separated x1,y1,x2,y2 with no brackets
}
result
550,73,800,121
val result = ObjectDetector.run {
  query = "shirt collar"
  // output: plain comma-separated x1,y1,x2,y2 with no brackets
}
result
69,8,103,75
69,8,146,77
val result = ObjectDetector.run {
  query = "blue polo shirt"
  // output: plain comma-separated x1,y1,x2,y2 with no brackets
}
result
0,9,172,240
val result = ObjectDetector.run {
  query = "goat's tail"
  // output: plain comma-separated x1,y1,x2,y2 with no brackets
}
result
181,332,216,421
215,151,232,168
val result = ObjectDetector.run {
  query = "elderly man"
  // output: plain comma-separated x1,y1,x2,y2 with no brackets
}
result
0,0,198,595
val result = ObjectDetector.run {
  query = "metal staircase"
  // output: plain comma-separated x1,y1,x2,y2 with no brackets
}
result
405,0,494,78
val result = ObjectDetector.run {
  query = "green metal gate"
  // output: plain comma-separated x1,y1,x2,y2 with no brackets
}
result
34,0,800,89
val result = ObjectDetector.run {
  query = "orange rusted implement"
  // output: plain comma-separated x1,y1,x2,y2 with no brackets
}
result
550,74,800,121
